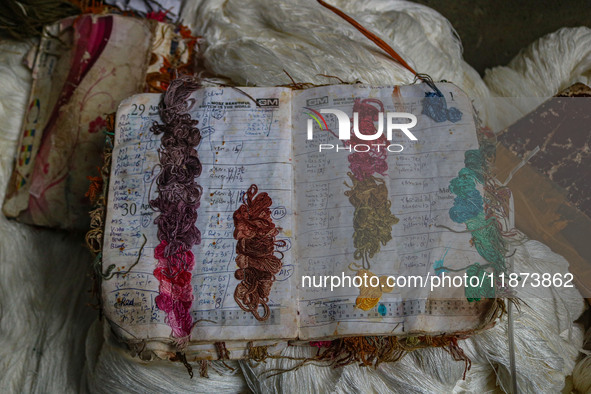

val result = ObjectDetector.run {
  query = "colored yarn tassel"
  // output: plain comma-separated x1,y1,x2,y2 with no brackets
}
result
444,125,510,301
150,77,202,341
232,184,285,321
344,98,398,270
346,98,389,181
344,173,398,267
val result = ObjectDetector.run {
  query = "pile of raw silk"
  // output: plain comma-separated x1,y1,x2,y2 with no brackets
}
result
0,40,96,393
0,1,590,392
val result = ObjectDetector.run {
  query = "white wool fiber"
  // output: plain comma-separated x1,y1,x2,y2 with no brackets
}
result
0,1,589,392
0,39,97,393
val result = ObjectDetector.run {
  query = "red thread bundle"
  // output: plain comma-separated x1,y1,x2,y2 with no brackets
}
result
150,78,202,340
346,98,389,181
233,185,285,321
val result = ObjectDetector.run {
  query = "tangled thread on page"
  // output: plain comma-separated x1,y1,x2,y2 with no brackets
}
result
443,120,512,301
344,98,399,277
150,77,202,342
232,184,285,321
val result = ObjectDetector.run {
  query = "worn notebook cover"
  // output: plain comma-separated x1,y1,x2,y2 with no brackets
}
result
493,83,591,297
3,14,193,229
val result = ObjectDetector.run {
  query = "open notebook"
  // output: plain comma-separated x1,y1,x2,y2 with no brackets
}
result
101,83,507,360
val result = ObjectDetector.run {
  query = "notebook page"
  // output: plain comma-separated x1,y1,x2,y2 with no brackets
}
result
102,87,298,347
292,84,495,340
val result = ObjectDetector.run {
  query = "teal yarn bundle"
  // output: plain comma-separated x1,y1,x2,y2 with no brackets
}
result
446,134,509,300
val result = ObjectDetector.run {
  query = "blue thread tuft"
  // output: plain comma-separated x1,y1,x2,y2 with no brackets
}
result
449,189,483,223
422,92,463,123
449,175,475,198
447,107,462,122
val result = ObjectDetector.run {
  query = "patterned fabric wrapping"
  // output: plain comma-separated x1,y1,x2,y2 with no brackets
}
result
3,14,194,229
